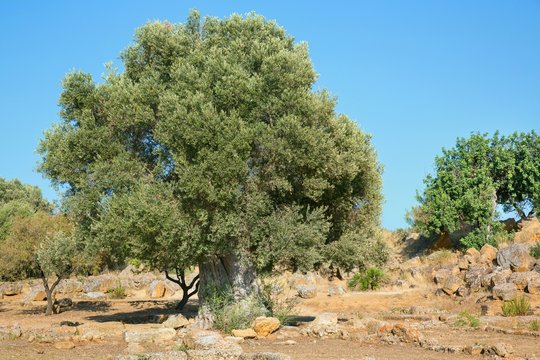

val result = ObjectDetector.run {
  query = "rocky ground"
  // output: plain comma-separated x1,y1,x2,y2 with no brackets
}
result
1,219,539,360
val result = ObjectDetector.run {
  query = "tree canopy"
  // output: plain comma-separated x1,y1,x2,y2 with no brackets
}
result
410,131,540,248
38,11,384,303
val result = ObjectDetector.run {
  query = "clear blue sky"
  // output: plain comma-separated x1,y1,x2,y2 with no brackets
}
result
0,1,539,229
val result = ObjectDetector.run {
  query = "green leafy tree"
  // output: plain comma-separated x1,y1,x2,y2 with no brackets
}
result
0,177,51,240
0,212,75,315
38,11,383,317
411,131,540,248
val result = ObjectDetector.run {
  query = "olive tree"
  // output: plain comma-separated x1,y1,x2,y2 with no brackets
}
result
0,212,75,315
411,131,540,248
38,11,384,316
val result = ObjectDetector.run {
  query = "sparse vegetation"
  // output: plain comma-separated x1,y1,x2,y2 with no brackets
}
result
531,319,539,331
454,311,480,328
106,282,126,299
348,267,385,291
530,243,540,259
502,296,531,317
260,279,298,325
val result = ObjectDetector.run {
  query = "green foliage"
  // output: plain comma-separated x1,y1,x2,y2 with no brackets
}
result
37,231,77,280
531,319,539,332
502,296,531,317
0,212,73,281
530,243,540,259
205,286,268,333
459,221,512,250
348,267,384,291
259,279,298,325
411,131,540,242
106,281,127,299
38,11,383,278
454,311,480,328
0,177,51,241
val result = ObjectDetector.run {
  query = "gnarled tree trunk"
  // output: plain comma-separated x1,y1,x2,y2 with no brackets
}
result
196,251,258,328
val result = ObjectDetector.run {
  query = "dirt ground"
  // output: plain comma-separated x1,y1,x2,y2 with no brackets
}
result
1,286,539,360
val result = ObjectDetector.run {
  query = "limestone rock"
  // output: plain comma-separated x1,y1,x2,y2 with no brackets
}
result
296,284,317,299
465,264,490,291
527,276,540,294
480,244,498,262
497,243,535,272
116,352,187,360
513,218,540,244
84,291,106,299
328,286,345,297
56,279,84,293
303,312,338,337
466,248,480,257
184,329,242,353
252,317,280,337
492,283,518,301
391,323,423,343
149,280,166,298
162,314,189,329
442,275,463,295
123,328,176,343
240,352,292,360
508,271,540,291
0,282,22,296
232,328,258,338
125,342,146,355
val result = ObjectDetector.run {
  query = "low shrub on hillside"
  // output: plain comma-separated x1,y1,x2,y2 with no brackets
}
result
348,267,384,291
454,310,480,328
530,243,540,259
502,296,531,317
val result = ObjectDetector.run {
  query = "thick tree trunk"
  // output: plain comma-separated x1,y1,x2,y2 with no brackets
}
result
196,251,258,328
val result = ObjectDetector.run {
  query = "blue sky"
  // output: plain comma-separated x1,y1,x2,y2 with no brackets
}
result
0,1,538,229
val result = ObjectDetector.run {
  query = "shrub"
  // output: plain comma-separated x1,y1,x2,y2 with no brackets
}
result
460,222,511,250
348,267,384,291
106,282,126,299
531,319,539,332
260,279,298,325
530,243,540,259
205,287,268,333
454,311,480,328
502,296,531,317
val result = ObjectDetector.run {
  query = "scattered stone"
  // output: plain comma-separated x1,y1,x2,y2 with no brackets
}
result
56,279,84,293
0,282,23,296
224,336,244,344
239,352,292,360
149,280,166,299
328,286,345,297
302,312,338,338
116,351,187,360
527,276,540,294
232,328,258,339
480,244,498,262
162,314,189,329
252,317,280,337
125,342,146,354
442,275,463,295
84,291,106,299
465,264,490,291
508,271,540,290
487,342,514,357
466,248,481,257
492,283,518,301
390,323,423,343
456,286,469,297
497,243,535,272
296,284,317,299
54,341,76,350
123,328,176,343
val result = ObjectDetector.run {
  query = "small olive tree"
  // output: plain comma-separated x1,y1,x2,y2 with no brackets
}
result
0,212,76,315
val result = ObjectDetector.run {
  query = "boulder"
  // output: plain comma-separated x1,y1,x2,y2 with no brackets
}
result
508,271,540,291
433,269,451,285
302,312,338,337
466,248,480,257
296,284,317,299
513,218,540,244
84,291,106,299
149,280,166,299
391,324,423,343
162,314,189,329
465,264,490,291
442,275,463,295
54,341,76,350
328,286,345,297
124,342,146,355
252,317,280,337
23,286,47,302
123,328,176,343
492,283,518,301
487,269,512,288
56,279,84,293
527,276,540,294
240,352,292,360
183,329,242,356
83,276,117,293
497,243,535,272
0,282,23,296
479,244,498,262
231,328,257,339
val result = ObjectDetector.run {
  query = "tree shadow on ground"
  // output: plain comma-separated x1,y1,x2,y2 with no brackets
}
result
72,301,111,313
85,299,198,324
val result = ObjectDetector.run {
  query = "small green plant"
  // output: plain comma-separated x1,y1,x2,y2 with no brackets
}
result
175,343,189,352
348,267,384,291
106,281,126,299
530,243,540,259
502,296,531,317
531,319,539,331
454,311,480,328
260,280,298,325
136,355,150,360
205,286,268,333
